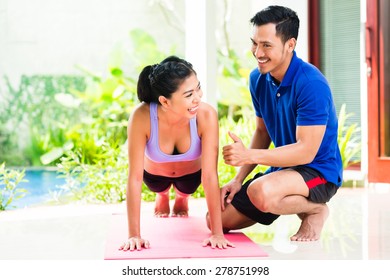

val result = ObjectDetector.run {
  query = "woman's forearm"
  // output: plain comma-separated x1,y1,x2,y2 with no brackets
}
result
126,179,143,238
202,176,224,236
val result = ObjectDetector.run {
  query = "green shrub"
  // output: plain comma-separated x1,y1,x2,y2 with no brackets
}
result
0,163,28,211
337,104,361,168
57,144,128,204
0,75,86,166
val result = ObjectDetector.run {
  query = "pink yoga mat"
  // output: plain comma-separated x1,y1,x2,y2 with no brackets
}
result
104,214,268,259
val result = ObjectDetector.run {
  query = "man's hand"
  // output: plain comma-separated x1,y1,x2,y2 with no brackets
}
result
222,131,248,166
220,179,243,210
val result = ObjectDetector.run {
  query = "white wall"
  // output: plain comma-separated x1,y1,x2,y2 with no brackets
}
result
0,0,186,86
0,0,308,87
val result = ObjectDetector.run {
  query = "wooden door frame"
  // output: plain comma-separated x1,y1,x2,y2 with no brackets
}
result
308,0,321,68
366,0,390,183
309,0,390,182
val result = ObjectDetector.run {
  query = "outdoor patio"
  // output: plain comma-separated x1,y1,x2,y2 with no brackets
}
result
1,179,389,260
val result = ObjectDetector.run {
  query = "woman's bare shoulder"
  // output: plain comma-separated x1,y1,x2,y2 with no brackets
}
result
129,102,149,121
127,103,151,136
197,102,217,123
196,102,218,135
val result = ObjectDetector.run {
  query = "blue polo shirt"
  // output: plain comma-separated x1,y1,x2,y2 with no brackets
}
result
249,51,343,186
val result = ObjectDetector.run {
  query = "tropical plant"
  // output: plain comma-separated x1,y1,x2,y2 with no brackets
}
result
0,75,86,166
217,49,253,120
0,76,30,166
337,104,361,168
57,144,128,204
0,163,27,211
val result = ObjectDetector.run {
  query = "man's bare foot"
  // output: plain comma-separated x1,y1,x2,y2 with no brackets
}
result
171,191,189,218
290,204,329,241
154,191,170,218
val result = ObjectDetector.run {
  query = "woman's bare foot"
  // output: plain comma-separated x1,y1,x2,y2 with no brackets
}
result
171,190,189,217
154,190,170,218
290,204,329,241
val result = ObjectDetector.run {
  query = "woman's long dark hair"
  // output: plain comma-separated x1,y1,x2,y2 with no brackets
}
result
137,56,196,104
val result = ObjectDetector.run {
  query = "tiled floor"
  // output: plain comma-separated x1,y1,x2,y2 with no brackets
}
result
245,187,366,259
0,185,389,260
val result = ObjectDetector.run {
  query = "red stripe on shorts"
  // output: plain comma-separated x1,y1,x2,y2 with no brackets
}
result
306,177,327,189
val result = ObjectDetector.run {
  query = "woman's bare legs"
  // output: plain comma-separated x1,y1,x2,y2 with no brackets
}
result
172,188,189,217
154,188,170,217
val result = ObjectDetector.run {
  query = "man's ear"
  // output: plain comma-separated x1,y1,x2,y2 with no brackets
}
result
287,38,297,53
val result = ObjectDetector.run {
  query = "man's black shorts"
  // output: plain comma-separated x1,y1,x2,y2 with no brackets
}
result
230,166,338,225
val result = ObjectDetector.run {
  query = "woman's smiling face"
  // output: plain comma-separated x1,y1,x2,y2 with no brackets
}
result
161,73,203,118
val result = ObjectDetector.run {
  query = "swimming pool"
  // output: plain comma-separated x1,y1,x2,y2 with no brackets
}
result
12,169,66,209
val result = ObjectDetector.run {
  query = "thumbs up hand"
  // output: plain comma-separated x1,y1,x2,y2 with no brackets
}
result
222,131,248,166
227,131,241,143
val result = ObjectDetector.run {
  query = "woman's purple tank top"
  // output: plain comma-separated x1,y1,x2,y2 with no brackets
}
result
145,103,202,163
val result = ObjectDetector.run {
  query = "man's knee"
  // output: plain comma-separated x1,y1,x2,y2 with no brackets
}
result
247,181,274,212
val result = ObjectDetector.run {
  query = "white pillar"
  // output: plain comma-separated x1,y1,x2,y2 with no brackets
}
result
185,0,217,109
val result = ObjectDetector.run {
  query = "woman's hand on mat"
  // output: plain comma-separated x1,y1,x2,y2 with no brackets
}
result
119,237,150,251
202,235,235,249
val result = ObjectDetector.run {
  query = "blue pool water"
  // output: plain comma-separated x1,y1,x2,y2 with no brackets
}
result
11,169,66,209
